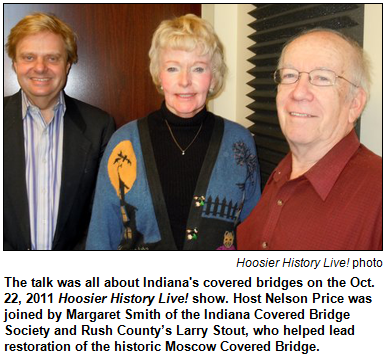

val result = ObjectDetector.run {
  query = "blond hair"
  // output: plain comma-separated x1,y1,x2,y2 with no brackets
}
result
149,14,227,98
6,12,78,64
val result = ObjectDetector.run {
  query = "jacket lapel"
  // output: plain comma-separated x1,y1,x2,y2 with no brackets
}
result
4,91,31,248
53,95,91,247
184,116,224,250
137,117,176,248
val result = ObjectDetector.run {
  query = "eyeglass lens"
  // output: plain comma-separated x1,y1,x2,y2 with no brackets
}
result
275,68,337,86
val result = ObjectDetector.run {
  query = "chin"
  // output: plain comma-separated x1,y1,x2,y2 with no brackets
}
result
285,130,312,145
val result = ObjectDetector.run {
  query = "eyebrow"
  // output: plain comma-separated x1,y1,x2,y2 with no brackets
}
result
164,60,209,66
18,51,63,58
281,64,336,71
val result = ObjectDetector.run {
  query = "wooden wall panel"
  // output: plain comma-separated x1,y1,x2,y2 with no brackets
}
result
4,4,201,127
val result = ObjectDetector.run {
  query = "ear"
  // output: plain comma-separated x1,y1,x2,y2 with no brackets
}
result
66,62,71,75
348,87,367,124
210,77,216,91
157,73,164,92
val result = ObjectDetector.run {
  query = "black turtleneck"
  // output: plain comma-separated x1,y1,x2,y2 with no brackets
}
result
148,102,215,249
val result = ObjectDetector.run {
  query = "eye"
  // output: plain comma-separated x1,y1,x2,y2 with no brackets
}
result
282,72,297,79
315,75,329,82
193,66,205,73
166,67,178,73
47,56,60,63
310,70,334,85
22,55,35,62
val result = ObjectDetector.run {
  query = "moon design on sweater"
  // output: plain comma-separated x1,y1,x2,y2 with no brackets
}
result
108,141,137,197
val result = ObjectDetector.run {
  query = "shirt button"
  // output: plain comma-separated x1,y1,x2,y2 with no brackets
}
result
277,199,283,206
262,242,268,249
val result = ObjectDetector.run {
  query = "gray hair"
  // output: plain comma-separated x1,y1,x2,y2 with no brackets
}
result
277,28,371,102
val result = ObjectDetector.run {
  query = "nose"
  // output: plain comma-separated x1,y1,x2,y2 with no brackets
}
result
291,73,314,101
33,57,48,73
179,69,191,87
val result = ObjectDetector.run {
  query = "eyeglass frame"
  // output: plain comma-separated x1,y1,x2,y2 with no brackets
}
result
273,68,359,88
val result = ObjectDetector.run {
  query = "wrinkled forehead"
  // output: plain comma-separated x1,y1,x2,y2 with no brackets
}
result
281,32,352,72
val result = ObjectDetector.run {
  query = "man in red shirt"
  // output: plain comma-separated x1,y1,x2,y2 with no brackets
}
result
237,29,382,250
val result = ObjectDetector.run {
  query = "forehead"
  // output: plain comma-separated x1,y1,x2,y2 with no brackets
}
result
16,31,66,53
160,47,210,63
282,32,351,71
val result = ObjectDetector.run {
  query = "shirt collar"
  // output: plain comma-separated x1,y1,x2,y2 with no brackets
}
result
22,90,66,119
161,101,207,126
272,130,360,201
272,153,292,184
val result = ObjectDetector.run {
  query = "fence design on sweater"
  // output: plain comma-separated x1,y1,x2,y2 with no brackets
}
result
202,196,239,220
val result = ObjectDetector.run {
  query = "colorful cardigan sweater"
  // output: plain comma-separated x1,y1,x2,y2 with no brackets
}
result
86,115,261,250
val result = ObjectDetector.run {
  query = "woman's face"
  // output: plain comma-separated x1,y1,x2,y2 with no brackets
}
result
159,48,214,118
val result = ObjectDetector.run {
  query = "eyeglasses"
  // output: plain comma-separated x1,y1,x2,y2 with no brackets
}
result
273,68,359,88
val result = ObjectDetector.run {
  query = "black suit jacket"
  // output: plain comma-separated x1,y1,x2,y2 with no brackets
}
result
4,91,115,250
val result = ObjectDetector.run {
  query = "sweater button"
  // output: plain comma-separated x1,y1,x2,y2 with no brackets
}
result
262,242,268,249
194,195,205,207
186,228,198,240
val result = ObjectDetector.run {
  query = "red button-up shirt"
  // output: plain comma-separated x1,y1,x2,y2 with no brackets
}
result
237,131,382,250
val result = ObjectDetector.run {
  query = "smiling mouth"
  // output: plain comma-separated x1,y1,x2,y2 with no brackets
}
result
31,78,50,82
290,112,315,118
177,94,195,98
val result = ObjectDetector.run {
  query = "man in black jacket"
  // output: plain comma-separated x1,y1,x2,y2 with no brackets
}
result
4,12,115,250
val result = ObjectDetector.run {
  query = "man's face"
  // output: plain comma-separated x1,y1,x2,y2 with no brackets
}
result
13,31,70,109
276,32,361,153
